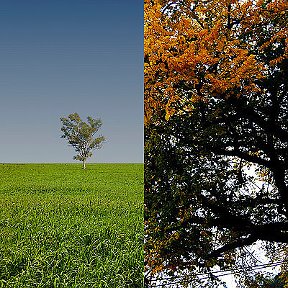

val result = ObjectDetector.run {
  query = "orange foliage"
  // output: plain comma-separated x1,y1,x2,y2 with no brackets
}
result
144,0,288,124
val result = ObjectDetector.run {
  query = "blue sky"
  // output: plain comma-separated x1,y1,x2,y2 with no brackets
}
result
0,0,143,163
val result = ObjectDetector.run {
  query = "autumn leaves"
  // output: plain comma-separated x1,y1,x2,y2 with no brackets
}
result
144,0,287,123
144,0,288,286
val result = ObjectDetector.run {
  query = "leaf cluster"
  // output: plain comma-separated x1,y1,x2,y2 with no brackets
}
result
144,0,287,123
60,113,105,163
144,0,288,286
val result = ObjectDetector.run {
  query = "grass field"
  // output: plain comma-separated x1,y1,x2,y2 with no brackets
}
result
0,163,143,288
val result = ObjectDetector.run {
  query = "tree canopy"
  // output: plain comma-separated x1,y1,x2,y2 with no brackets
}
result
144,0,288,286
60,113,105,169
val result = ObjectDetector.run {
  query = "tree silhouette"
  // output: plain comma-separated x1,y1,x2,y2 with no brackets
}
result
144,0,288,286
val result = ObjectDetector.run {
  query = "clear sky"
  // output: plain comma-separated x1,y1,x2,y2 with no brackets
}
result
0,0,143,163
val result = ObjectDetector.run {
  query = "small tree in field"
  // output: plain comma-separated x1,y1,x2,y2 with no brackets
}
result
60,113,105,169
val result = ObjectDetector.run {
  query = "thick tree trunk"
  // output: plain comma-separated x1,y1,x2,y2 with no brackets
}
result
82,160,86,169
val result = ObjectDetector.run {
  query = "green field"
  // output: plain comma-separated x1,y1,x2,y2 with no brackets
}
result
0,163,143,288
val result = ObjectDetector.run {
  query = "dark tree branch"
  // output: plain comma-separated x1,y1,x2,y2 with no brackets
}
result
211,147,272,168
230,97,288,143
207,222,288,259
207,234,258,259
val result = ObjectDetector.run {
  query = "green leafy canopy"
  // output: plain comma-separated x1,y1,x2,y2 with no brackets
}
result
60,113,105,168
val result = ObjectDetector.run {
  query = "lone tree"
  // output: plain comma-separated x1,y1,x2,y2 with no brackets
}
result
145,0,288,286
60,113,105,169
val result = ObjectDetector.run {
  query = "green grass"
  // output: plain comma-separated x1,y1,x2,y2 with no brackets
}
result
0,163,143,287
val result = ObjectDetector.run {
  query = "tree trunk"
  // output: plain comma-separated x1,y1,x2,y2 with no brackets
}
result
82,160,86,169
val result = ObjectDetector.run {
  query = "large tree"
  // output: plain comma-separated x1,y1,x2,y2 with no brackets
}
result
144,0,288,286
60,113,105,169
